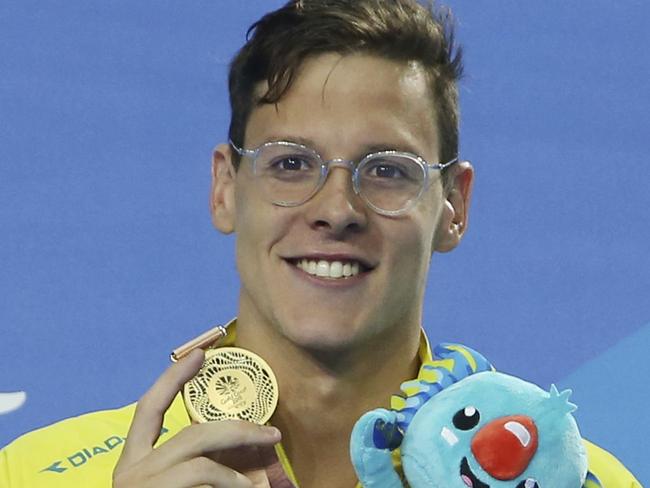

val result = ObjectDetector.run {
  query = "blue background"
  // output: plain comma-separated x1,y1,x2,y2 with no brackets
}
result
1,0,648,482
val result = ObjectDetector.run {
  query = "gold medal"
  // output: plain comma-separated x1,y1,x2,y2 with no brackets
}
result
183,346,279,424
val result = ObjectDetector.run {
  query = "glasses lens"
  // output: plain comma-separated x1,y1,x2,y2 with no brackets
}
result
358,154,425,212
255,143,322,205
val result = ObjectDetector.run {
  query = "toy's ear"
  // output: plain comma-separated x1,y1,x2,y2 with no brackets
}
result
582,471,603,487
372,417,403,451
350,409,405,487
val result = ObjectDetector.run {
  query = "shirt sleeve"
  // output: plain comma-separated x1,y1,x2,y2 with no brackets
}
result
584,439,643,487
0,447,12,487
0,397,190,488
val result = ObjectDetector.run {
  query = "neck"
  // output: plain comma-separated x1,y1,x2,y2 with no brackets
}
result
235,314,421,487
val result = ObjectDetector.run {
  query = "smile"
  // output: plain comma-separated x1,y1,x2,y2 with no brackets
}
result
293,259,365,279
460,457,489,488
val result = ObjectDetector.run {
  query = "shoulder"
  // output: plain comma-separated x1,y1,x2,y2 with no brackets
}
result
584,439,643,487
0,393,189,488
0,401,136,488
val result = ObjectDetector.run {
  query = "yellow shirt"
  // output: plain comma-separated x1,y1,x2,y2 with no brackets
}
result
0,395,641,488
0,328,642,487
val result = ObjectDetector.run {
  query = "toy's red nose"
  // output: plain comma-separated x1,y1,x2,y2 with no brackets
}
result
470,415,538,480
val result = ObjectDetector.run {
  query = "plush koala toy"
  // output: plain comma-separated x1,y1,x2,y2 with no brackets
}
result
350,344,602,488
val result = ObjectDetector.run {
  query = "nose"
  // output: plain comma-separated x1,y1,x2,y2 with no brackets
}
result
470,415,538,481
305,166,368,235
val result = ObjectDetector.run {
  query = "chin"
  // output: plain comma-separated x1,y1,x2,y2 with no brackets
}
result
278,316,365,354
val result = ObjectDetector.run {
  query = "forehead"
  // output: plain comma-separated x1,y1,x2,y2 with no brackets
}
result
245,53,440,160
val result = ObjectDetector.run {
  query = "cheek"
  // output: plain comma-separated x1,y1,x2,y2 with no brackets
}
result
390,215,437,270
416,192,446,254
233,187,295,265
234,178,273,240
233,184,273,277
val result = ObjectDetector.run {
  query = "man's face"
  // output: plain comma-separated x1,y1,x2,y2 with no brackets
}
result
213,53,470,352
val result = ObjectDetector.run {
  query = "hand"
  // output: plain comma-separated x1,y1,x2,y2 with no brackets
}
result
113,349,282,488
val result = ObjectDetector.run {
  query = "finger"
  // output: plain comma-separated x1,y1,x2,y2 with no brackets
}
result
145,457,254,488
140,420,281,475
120,348,205,466
241,447,274,488
210,444,280,476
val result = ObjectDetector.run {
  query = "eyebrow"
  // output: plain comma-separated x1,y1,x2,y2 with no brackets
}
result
263,134,318,147
261,134,426,160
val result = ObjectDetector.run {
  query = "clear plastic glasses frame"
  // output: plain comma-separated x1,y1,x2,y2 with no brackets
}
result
230,140,458,216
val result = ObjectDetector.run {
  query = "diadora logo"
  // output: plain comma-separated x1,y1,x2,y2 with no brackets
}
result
0,391,26,415
40,435,127,474
40,428,168,475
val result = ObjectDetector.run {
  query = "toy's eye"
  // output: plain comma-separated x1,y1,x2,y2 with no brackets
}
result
516,479,539,488
452,406,480,430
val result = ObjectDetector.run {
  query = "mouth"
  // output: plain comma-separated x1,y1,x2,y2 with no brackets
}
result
460,457,489,488
286,257,372,280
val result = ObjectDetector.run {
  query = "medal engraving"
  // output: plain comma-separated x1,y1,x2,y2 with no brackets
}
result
184,347,278,424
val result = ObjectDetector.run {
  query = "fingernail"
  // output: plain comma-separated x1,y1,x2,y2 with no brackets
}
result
263,426,281,439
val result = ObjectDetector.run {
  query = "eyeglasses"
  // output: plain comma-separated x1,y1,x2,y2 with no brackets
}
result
230,140,458,216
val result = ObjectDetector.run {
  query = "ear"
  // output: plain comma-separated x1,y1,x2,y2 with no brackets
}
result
210,143,237,234
433,161,474,253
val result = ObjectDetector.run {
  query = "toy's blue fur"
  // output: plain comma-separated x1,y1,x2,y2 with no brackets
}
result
350,344,600,488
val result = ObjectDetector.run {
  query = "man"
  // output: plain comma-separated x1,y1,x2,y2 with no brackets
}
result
0,1,641,487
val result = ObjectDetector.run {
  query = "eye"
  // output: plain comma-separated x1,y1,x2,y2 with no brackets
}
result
452,406,480,430
368,162,404,178
516,479,539,488
361,156,423,184
272,155,313,171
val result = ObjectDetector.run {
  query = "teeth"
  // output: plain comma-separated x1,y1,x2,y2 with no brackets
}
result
296,259,364,279
316,260,329,277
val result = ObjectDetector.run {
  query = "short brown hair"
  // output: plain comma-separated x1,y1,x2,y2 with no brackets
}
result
228,0,462,168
